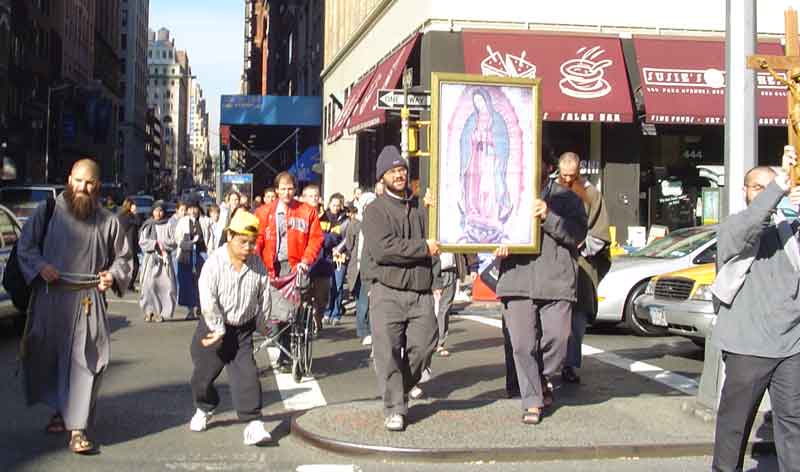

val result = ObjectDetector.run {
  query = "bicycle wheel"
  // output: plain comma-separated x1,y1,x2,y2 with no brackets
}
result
290,312,304,382
302,302,314,375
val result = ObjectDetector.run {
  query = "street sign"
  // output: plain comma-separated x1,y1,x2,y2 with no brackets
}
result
376,89,431,110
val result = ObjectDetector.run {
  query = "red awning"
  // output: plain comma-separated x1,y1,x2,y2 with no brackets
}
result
462,32,634,122
347,34,420,134
326,69,377,144
634,38,786,126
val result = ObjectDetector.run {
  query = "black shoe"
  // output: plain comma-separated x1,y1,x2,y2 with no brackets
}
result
506,389,520,399
562,367,581,384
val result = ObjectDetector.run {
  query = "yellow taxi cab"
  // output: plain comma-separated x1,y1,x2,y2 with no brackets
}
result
632,263,716,345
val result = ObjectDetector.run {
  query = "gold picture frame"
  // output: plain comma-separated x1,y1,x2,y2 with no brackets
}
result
428,72,542,254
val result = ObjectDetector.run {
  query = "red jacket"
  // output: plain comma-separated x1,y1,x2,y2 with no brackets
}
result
255,199,323,277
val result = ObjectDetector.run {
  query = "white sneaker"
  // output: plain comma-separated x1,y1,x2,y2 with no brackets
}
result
384,413,405,432
361,335,372,346
409,385,424,400
189,408,212,432
243,420,272,445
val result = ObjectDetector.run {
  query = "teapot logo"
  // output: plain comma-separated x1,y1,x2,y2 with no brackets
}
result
559,46,613,99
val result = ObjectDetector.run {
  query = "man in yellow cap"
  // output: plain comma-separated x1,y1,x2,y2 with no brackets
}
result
188,210,275,445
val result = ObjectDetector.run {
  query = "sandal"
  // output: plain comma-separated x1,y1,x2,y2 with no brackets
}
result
437,348,450,357
543,387,554,408
69,431,95,454
45,414,66,434
522,408,542,425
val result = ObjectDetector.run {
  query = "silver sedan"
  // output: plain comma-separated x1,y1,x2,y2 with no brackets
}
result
595,226,717,336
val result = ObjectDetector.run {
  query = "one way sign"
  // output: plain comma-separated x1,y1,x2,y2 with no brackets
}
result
376,89,431,110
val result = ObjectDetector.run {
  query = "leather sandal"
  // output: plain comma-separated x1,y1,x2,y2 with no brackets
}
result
522,408,542,425
69,431,95,454
45,414,66,434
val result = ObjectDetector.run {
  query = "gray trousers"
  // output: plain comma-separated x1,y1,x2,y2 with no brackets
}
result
713,351,800,472
370,282,438,417
436,271,458,348
502,298,572,410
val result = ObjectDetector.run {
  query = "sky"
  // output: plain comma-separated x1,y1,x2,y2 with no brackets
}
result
149,0,244,154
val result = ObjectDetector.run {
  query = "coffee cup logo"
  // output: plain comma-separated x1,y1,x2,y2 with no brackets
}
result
559,46,613,99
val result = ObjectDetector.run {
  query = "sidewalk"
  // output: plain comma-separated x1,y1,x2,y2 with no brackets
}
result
291,393,774,463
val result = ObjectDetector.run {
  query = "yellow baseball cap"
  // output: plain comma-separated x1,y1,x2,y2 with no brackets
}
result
226,210,260,237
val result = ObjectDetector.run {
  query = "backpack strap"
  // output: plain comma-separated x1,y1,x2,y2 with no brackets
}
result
38,198,56,251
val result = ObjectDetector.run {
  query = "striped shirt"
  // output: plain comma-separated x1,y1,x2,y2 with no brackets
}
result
198,244,271,334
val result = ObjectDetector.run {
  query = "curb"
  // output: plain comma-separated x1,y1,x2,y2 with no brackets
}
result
290,410,776,463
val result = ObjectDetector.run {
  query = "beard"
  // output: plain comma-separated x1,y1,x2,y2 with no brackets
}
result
64,185,99,220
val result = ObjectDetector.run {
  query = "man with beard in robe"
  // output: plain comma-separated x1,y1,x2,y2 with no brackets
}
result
18,158,132,454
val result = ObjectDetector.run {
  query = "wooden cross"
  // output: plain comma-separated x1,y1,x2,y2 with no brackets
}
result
81,297,92,317
747,7,800,185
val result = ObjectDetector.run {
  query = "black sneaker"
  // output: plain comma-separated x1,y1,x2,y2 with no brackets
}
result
562,367,581,384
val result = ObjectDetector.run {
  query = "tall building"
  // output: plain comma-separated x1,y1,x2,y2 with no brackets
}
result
119,0,150,193
93,0,122,184
144,107,163,194
147,27,190,193
188,79,210,186
60,0,94,84
4,0,63,183
240,0,324,191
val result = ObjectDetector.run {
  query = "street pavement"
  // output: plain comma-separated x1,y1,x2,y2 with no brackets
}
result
0,292,778,471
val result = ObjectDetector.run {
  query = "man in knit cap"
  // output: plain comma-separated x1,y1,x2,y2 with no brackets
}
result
362,145,440,432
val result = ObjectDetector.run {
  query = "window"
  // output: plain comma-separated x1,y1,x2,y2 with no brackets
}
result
121,33,127,50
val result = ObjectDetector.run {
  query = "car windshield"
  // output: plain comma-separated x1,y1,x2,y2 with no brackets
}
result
628,227,716,259
0,189,55,219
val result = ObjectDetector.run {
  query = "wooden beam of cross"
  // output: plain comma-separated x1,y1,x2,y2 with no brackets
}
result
747,7,800,185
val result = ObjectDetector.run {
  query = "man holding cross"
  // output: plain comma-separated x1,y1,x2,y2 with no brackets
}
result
17,159,132,454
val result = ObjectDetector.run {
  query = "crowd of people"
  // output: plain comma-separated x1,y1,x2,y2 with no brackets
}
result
14,144,800,471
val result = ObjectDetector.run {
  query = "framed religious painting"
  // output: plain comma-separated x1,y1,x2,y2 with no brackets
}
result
428,72,542,254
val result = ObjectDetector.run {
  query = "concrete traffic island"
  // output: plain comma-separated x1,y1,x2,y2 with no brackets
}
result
291,397,775,463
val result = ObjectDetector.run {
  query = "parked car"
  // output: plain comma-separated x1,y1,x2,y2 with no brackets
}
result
633,263,716,346
595,225,717,336
0,185,64,223
0,203,24,327
128,195,154,219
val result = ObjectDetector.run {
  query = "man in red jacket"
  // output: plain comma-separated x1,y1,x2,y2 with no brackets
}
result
255,171,323,372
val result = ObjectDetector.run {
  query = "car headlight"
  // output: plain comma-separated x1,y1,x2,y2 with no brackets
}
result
645,279,657,296
692,284,714,301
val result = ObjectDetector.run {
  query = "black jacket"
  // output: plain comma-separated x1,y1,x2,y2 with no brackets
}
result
496,181,587,302
362,191,432,292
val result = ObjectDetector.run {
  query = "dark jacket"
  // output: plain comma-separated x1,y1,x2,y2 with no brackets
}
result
117,211,140,254
310,210,348,277
495,181,588,302
362,191,432,292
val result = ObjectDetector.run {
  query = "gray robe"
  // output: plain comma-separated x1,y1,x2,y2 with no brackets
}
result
18,194,132,429
139,219,177,320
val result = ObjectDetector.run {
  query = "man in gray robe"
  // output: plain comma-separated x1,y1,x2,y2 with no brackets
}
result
17,159,132,454
139,201,177,322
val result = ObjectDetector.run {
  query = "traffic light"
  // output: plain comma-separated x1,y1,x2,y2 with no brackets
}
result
407,126,418,154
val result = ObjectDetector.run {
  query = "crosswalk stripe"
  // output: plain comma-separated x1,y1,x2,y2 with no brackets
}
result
266,347,328,411
456,314,699,396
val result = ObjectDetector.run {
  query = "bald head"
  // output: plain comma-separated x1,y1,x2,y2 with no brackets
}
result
743,166,776,205
558,152,581,168
71,158,100,180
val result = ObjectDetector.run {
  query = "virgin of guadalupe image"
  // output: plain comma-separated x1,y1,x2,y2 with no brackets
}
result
458,88,513,243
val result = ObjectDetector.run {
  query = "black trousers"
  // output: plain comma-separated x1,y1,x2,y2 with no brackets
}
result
190,318,262,422
712,351,800,472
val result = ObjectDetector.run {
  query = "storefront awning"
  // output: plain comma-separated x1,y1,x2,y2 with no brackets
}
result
347,34,420,133
462,32,634,122
633,38,787,126
326,69,377,144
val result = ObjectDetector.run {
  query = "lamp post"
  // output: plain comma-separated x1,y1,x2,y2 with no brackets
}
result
44,83,72,183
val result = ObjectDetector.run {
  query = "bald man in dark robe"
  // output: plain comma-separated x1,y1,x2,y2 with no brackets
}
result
18,159,132,454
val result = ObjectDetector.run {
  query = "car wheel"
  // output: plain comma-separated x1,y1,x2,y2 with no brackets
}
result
624,280,669,337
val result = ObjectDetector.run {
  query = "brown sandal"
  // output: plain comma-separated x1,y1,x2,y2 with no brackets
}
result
69,431,95,454
45,414,66,434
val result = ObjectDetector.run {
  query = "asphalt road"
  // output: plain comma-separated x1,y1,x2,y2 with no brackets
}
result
0,293,776,471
